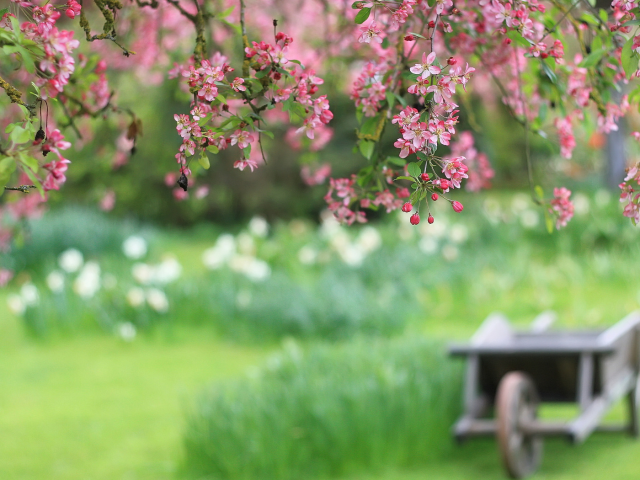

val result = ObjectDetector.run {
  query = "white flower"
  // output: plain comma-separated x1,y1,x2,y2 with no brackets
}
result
122,236,148,259
132,263,153,284
418,237,438,254
442,244,459,261
7,294,25,316
58,248,83,273
511,193,530,214
146,288,169,313
202,234,236,270
421,219,446,238
248,216,269,237
117,322,137,342
229,255,271,282
237,233,256,255
338,244,365,267
155,257,182,284
73,261,101,299
449,224,469,244
126,287,145,308
519,210,539,229
356,226,382,253
46,271,65,293
298,245,318,265
20,283,39,306
573,193,590,216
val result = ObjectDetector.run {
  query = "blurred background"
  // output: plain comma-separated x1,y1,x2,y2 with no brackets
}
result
2,45,640,480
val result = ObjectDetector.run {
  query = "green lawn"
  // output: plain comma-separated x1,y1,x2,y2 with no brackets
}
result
3,205,640,480
0,309,270,480
3,295,640,480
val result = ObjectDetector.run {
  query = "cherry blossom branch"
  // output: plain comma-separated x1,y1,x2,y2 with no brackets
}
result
539,0,582,43
4,185,36,193
0,76,30,110
513,47,541,206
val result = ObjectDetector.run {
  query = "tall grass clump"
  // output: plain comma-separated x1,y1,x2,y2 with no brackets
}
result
183,337,463,480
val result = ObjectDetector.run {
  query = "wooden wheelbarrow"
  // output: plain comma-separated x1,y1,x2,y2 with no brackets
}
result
448,311,640,478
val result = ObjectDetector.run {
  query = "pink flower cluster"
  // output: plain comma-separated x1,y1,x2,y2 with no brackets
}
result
16,1,81,98
619,162,640,224
549,187,574,229
324,176,367,225
449,132,494,192
351,61,389,117
40,129,71,191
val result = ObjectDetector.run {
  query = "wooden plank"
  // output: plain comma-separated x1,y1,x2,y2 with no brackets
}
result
454,418,496,439
449,344,615,356
578,353,594,411
597,311,640,348
463,354,480,413
530,311,557,333
471,312,513,346
569,367,635,443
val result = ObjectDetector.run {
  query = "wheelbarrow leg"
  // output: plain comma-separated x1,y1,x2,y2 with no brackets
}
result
628,374,640,438
496,372,543,479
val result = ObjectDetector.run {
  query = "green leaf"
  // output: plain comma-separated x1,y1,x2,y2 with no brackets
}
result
18,151,38,172
359,140,375,160
206,145,220,154
622,37,637,79
541,60,557,84
506,30,532,48
408,32,427,40
22,166,44,198
354,7,371,24
578,49,605,68
10,126,31,144
261,130,275,140
198,152,210,169
0,8,9,16
243,143,252,159
591,35,603,53
218,6,234,18
534,185,544,202
386,156,406,167
381,37,389,49
544,210,554,234
360,115,379,135
598,8,608,23
407,162,421,177
351,1,362,8
395,176,414,181
427,0,435,7
580,13,599,26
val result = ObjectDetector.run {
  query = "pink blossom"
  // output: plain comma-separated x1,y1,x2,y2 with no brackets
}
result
358,22,383,44
549,187,574,229
410,52,441,79
230,130,255,149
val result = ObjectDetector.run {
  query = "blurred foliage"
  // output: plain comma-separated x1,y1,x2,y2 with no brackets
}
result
183,337,462,480
5,187,639,341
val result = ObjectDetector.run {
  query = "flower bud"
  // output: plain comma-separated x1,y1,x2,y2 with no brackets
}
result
410,213,420,225
447,57,457,65
428,20,435,28
404,35,415,41
452,201,464,213
402,202,413,213
428,215,435,224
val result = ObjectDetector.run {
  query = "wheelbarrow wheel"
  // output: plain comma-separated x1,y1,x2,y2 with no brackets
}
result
496,372,543,479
